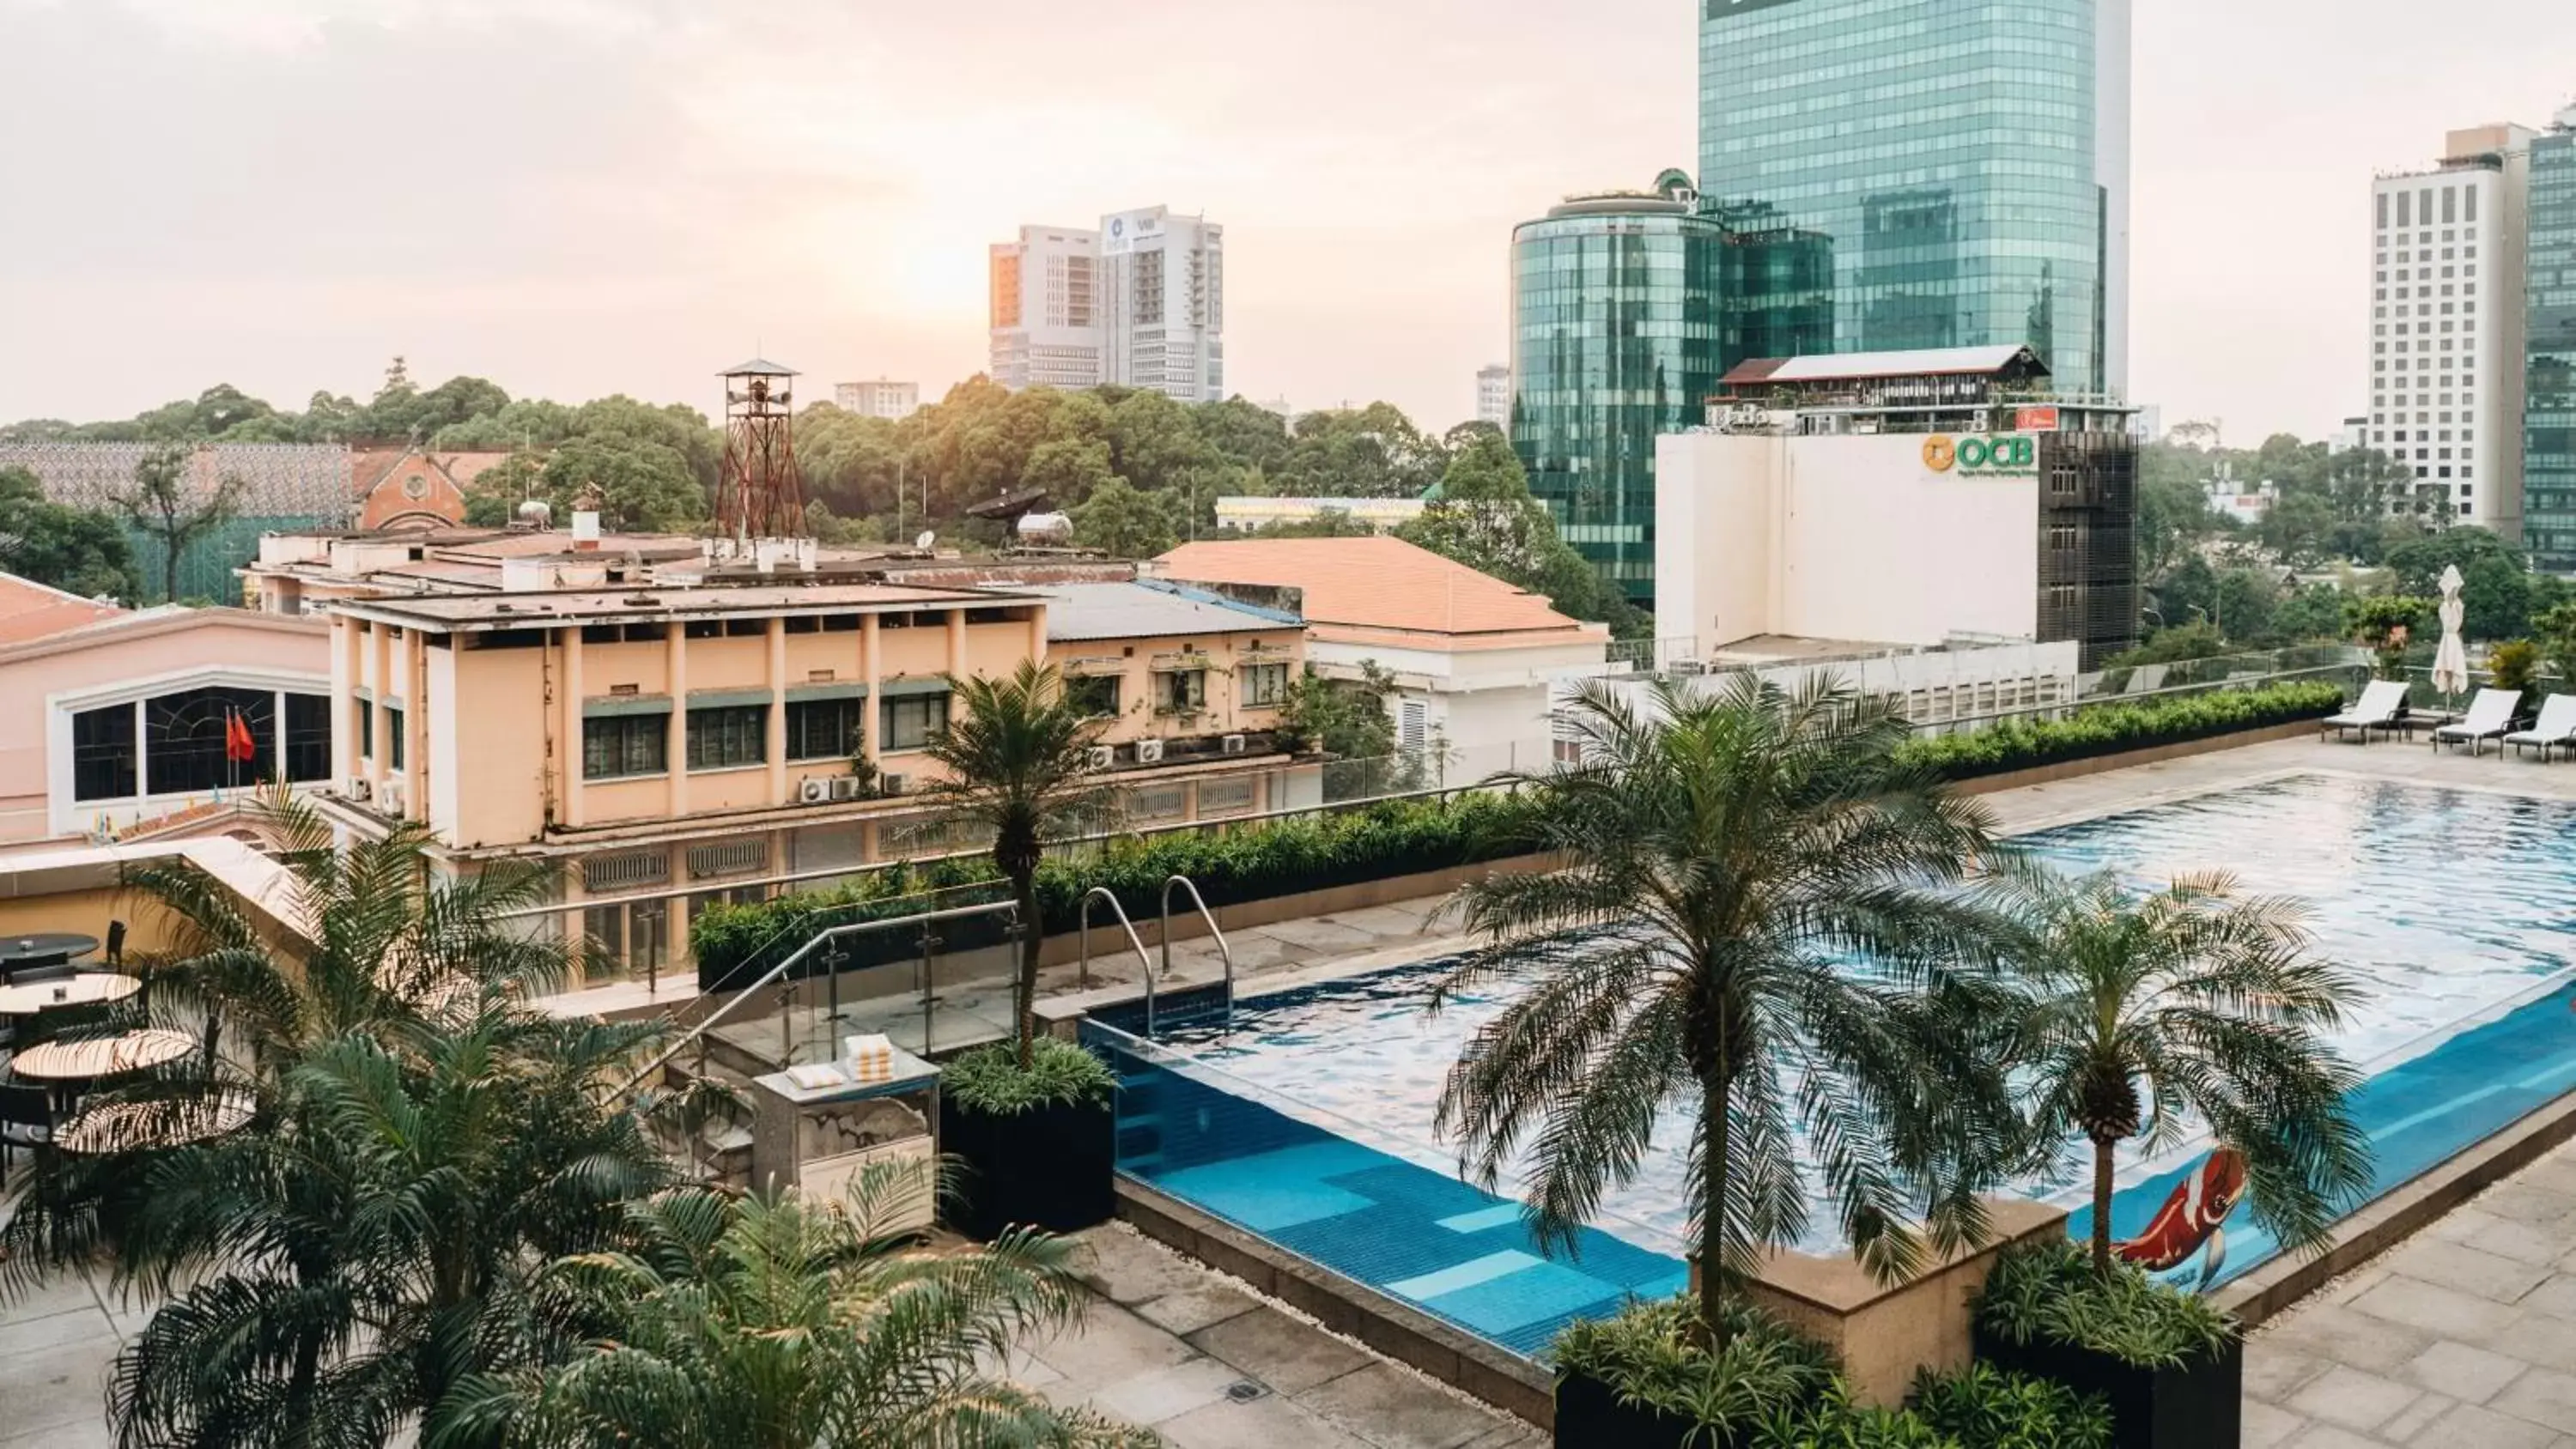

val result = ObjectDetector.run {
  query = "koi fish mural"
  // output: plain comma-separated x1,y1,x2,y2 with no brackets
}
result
2114,1147,2248,1293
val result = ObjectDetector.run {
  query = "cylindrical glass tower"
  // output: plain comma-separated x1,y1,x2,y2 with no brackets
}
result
1510,172,1724,611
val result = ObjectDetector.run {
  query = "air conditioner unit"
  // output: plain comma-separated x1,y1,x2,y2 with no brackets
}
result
829,776,866,802
378,780,405,815
1134,739,1164,765
878,773,909,797
1220,734,1247,755
342,777,372,801
798,778,832,805
1087,745,1117,771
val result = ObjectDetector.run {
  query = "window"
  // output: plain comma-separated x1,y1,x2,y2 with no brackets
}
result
386,706,405,770
585,714,669,779
1240,663,1290,707
361,701,374,761
786,698,864,761
880,693,949,752
71,704,137,802
687,705,767,770
144,686,276,795
723,618,765,638
284,694,331,783
1158,669,1207,714
1066,674,1121,718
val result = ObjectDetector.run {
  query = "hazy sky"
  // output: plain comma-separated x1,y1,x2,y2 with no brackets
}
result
2,0,2570,444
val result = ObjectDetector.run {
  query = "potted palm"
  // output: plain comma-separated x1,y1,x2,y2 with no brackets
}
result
1974,870,2372,1449
1431,675,2026,1448
920,662,1122,1238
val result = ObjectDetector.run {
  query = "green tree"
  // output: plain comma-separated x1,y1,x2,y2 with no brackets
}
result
2533,601,2576,685
1188,397,1294,474
0,465,142,599
2105,621,2229,670
2257,493,2336,567
1275,662,1398,759
2135,445,2219,579
1396,432,1640,631
2385,525,2522,597
1024,437,1121,511
1276,403,1445,498
1432,676,2020,1337
1986,871,2370,1278
532,433,708,532
105,444,246,603
2272,583,2348,644
438,1174,1151,1449
2343,596,2432,680
1072,476,1176,557
2462,555,2537,641
921,663,1110,1068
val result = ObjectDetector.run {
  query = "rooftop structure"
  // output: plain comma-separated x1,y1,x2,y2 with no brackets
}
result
1210,495,1426,535
1706,343,2133,439
1024,579,1300,642
716,358,806,540
0,569,125,646
348,447,503,531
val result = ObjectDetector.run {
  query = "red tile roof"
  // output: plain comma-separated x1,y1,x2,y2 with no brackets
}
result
1154,537,1602,652
0,570,125,646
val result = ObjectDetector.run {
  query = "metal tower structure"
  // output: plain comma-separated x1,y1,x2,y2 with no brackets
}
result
715,358,805,538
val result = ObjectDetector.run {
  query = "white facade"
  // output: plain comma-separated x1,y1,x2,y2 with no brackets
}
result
988,207,1224,402
988,225,1104,391
1304,635,1604,781
2366,125,2534,532
832,379,920,419
1101,206,1225,403
1476,364,1511,427
1655,430,2050,652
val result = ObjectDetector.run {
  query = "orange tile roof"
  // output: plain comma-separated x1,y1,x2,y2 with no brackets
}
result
0,570,126,646
1155,537,1601,651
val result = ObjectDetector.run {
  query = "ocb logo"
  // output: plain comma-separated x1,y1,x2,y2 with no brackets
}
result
1958,436,2036,470
1922,436,1957,472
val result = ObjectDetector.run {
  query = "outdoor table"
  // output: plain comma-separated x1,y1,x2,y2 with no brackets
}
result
9,1028,196,1084
0,973,139,1016
0,933,100,972
57,1092,255,1155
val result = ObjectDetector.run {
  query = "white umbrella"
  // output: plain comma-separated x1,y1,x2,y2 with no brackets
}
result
2432,563,2470,705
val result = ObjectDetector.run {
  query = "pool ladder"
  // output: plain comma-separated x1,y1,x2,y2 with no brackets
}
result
1073,877,1236,1040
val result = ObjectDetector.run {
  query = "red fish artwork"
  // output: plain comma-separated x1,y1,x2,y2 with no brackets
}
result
2114,1148,2248,1292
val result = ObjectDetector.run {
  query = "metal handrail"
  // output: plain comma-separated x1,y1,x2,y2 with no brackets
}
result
1078,887,1154,992
1157,875,1234,1040
619,899,1019,1099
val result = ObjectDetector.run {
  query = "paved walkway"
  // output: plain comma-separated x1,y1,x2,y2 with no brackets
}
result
2245,1136,2576,1448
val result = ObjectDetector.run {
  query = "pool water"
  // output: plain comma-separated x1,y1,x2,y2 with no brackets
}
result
1084,773,2576,1359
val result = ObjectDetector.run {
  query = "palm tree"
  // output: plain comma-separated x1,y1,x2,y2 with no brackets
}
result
921,661,1111,1067
1985,869,2372,1278
436,1167,1158,1448
1432,674,2024,1339
76,1002,678,1449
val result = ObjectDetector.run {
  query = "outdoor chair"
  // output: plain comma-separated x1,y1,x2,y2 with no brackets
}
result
2322,680,2409,743
0,1080,52,1181
105,919,125,969
2433,688,2522,755
2506,694,2576,761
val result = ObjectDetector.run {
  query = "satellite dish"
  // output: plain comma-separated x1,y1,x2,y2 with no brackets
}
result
915,530,937,554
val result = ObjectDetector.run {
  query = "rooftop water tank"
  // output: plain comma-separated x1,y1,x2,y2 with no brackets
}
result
1017,512,1075,545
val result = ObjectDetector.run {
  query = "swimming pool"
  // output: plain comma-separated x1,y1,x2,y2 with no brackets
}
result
1083,773,2576,1359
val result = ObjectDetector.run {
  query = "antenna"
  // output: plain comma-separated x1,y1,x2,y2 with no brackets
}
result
915,530,937,554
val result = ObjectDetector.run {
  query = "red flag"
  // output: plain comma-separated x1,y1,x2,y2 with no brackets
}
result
225,710,257,764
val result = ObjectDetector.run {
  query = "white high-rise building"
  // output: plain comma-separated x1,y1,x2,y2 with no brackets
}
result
987,208,1224,403
832,379,920,420
989,225,1105,391
2366,124,2536,531
1101,207,1224,403
1476,364,1510,427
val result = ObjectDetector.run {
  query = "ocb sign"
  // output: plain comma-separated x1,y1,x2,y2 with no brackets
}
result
1922,433,2037,476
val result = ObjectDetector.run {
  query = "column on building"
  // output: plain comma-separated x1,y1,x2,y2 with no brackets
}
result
665,621,690,817
369,621,393,799
560,628,586,829
765,617,788,803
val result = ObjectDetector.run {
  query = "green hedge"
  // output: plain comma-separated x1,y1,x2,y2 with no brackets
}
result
690,791,1546,986
1891,681,2347,783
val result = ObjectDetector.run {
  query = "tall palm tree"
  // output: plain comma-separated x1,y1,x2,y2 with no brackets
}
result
436,1167,1158,1448
82,1002,678,1449
1432,674,2023,1339
921,661,1111,1067
1985,869,2372,1278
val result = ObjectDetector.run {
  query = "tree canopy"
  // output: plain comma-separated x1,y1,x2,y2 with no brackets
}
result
0,464,141,599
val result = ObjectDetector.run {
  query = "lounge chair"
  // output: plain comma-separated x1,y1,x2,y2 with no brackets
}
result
2505,694,2576,761
2322,680,2409,743
2433,688,2522,755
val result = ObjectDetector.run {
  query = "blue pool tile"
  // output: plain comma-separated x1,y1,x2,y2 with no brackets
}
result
1424,1260,1625,1339
1437,1203,1527,1234
1386,1250,1542,1300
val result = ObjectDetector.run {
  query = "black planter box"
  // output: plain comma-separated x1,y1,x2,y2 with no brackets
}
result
1553,1368,1735,1449
1974,1327,2242,1449
938,1093,1115,1240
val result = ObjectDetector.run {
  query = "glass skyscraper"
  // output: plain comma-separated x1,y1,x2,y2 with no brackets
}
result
1697,0,2129,397
1510,173,1727,604
2527,121,2576,573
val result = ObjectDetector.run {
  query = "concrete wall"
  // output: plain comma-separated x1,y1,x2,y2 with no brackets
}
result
1051,627,1304,747
1656,432,2039,649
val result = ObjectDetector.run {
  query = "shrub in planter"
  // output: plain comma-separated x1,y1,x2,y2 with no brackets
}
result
1971,1242,2241,1449
1550,1297,1835,1449
1891,682,2345,784
937,1037,1120,1240
1728,1365,2109,1448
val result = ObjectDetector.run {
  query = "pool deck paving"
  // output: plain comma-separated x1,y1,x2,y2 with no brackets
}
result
15,731,2576,1442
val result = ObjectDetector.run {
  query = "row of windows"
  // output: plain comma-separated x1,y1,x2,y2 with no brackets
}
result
580,695,952,782
71,689,334,803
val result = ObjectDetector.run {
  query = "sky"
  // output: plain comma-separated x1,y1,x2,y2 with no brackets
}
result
0,0,2571,445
